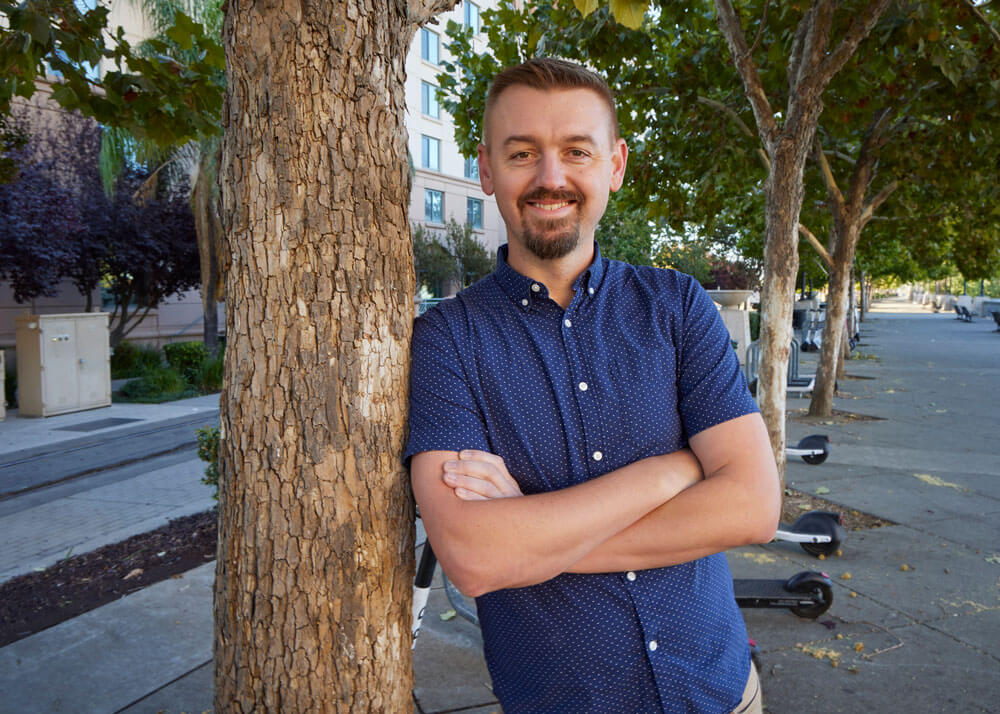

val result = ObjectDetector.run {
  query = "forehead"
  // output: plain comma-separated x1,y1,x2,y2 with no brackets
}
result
485,86,616,147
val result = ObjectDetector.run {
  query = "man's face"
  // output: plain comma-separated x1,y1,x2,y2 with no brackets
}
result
478,86,628,261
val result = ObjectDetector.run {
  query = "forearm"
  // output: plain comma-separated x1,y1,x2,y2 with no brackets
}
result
567,467,778,573
569,413,781,573
413,450,700,596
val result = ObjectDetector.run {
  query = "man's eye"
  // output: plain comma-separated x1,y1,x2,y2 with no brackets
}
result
568,149,589,158
511,151,532,160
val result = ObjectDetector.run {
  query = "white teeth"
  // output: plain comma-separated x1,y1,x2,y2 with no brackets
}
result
534,201,570,211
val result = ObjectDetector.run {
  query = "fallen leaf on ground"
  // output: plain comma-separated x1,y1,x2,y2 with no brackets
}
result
439,609,456,621
985,554,1000,565
913,473,965,491
840,572,852,580
123,568,144,581
739,552,777,564
815,486,830,495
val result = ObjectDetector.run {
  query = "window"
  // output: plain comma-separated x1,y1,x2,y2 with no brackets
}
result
421,135,440,171
420,28,440,64
467,197,483,229
425,189,444,223
464,156,479,180
464,2,480,33
421,82,440,119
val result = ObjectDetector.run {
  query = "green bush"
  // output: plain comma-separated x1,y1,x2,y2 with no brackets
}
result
110,340,163,378
749,311,761,342
164,341,209,382
116,366,196,403
191,352,224,394
196,426,220,500
4,367,15,409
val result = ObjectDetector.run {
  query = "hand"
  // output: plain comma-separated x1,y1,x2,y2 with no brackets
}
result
442,450,524,501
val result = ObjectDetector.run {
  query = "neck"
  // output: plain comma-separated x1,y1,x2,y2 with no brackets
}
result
506,238,594,310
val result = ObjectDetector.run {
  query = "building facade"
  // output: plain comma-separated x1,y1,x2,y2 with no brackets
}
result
404,1,506,281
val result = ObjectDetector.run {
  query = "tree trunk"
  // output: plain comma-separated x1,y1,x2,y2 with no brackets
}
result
757,140,811,488
193,147,224,355
810,216,862,416
215,0,438,708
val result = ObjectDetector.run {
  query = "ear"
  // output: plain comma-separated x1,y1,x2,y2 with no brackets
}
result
477,143,494,196
609,138,628,193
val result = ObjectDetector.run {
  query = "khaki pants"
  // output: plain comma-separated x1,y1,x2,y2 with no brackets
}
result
731,664,762,714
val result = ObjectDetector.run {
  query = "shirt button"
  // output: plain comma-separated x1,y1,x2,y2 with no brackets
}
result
626,571,637,581
592,450,603,461
531,283,541,293
649,640,658,651
578,382,588,391
564,319,572,328
521,298,528,307
588,287,595,295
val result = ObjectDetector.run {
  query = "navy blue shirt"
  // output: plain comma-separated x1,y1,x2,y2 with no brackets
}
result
406,243,759,713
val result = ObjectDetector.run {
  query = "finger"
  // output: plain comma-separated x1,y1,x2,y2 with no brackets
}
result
454,487,488,501
443,471,501,498
459,450,508,470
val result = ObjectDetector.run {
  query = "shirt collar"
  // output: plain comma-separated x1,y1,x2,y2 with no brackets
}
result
494,242,606,307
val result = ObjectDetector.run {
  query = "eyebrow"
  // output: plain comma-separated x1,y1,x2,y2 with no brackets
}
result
502,134,600,148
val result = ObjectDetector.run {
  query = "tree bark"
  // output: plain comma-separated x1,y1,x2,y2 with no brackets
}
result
215,0,450,708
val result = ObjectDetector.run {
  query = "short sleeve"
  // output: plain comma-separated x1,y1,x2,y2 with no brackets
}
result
404,308,491,464
676,280,759,437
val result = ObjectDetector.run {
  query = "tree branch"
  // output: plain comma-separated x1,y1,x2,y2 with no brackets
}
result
407,0,458,26
746,0,771,59
814,135,845,217
961,0,1000,44
817,0,893,88
696,95,771,170
860,180,898,227
714,0,778,148
799,222,833,267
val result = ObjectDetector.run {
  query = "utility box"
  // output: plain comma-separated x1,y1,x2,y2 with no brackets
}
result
15,313,112,417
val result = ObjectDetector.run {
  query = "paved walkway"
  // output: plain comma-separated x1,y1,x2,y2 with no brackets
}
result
0,296,997,713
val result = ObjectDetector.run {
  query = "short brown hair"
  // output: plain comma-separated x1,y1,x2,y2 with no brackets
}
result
483,58,620,142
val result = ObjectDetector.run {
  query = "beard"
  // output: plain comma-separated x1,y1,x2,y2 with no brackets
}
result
517,188,585,260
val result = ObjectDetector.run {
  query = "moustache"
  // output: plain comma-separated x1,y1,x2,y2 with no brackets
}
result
517,188,585,209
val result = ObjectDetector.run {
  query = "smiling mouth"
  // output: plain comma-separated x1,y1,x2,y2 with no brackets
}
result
530,201,573,211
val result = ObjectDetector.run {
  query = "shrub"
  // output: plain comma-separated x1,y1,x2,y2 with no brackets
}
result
191,352,224,394
116,366,195,403
749,311,761,342
164,341,209,382
196,426,220,500
4,367,16,409
110,340,163,378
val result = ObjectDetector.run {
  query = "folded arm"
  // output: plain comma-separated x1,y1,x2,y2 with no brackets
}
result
410,448,702,597
567,412,781,572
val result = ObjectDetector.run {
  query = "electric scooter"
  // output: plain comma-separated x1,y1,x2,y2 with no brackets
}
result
786,434,830,465
734,570,834,619
774,510,846,557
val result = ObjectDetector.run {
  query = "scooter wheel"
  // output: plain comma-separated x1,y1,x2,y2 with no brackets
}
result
793,511,845,557
797,434,830,465
786,572,834,619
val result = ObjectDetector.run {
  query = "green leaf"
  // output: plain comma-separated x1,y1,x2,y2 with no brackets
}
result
30,10,52,45
610,0,648,29
574,0,599,19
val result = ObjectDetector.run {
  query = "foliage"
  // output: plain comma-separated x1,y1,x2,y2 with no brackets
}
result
189,350,223,393
438,0,1000,288
0,0,225,146
196,424,219,499
115,365,194,402
164,340,208,379
654,240,712,284
4,366,16,409
110,339,163,378
595,193,656,265
0,114,28,183
413,220,494,295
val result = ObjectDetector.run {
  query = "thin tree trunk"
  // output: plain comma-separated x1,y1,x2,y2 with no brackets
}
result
193,148,223,355
810,253,852,415
215,0,451,708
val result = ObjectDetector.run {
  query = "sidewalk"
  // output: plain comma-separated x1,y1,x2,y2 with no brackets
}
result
1,296,998,713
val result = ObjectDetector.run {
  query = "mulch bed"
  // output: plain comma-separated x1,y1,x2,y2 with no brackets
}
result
0,510,218,647
782,487,892,531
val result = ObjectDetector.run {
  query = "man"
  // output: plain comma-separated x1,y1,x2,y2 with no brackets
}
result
406,58,780,713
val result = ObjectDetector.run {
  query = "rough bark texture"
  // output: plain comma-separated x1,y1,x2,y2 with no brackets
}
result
215,0,439,708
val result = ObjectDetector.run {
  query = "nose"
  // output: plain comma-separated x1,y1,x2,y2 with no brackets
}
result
535,151,567,190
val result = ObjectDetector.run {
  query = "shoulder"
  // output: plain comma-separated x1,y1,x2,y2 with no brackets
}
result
605,259,706,310
413,275,503,345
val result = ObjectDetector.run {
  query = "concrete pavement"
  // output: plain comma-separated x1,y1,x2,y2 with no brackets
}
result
0,295,998,713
